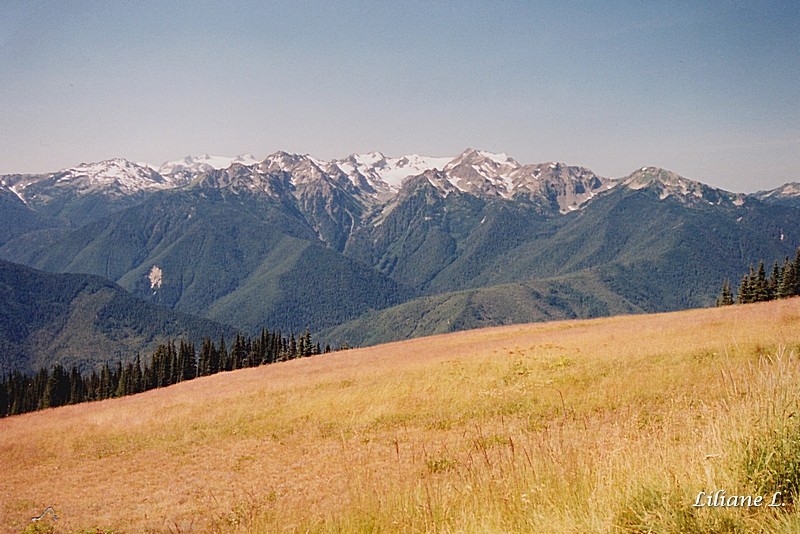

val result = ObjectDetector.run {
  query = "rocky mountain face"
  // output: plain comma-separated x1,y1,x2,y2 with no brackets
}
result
2,149,798,350
753,182,800,207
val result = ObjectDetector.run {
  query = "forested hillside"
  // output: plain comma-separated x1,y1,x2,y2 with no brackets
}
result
2,152,799,351
0,259,236,374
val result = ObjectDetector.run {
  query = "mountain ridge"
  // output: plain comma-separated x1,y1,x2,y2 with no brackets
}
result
5,149,795,214
1,148,798,356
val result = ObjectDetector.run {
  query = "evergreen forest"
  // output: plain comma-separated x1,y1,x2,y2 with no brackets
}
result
0,328,338,418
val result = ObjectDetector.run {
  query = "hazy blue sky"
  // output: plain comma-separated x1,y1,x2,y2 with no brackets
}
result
1,1,798,191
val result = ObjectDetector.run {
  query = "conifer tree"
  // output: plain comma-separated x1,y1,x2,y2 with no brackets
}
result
132,353,143,393
232,334,245,369
69,366,84,404
43,364,70,409
738,270,752,304
257,328,269,365
168,340,179,385
179,340,196,381
717,279,734,306
768,261,781,300
754,261,769,302
198,338,211,377
302,328,313,356
289,333,297,359
99,363,112,399
219,336,229,372
778,258,796,299
793,247,800,296
87,370,100,401
0,375,8,418
115,364,127,397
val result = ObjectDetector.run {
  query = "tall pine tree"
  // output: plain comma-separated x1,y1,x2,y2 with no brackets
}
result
717,279,734,306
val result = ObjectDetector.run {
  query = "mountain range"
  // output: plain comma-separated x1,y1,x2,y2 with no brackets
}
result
2,148,798,371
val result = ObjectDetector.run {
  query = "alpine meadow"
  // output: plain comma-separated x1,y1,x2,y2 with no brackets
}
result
2,2,799,533
3,300,800,532
2,149,800,532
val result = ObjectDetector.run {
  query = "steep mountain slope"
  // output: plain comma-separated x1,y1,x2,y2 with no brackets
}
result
330,167,800,346
0,259,236,374
2,150,799,349
4,187,410,334
0,181,59,246
344,171,561,292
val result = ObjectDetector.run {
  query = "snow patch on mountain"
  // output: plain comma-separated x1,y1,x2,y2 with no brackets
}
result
510,162,615,213
442,148,519,196
159,154,259,176
0,178,28,204
621,167,741,207
35,159,178,196
9,184,27,204
336,152,453,191
753,182,800,202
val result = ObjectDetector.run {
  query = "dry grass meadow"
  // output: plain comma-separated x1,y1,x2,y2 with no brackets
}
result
3,299,800,532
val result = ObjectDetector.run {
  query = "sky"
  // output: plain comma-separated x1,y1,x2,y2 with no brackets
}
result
0,1,798,192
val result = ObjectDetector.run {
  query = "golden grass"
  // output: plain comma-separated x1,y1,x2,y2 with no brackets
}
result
3,299,800,532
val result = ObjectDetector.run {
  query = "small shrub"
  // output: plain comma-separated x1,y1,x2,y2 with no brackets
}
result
614,485,745,534
425,456,458,474
738,352,800,506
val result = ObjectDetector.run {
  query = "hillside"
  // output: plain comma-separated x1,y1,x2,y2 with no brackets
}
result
3,299,800,532
1,189,411,335
320,272,642,347
2,152,799,344
0,260,237,374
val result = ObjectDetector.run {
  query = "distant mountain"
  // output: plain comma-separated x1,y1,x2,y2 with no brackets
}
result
753,182,800,207
2,187,411,335
159,154,260,182
330,167,798,346
0,259,236,374
0,179,59,246
1,159,180,226
2,149,798,351
333,152,452,193
619,166,746,208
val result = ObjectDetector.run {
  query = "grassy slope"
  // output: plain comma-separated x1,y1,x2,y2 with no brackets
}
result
3,300,800,532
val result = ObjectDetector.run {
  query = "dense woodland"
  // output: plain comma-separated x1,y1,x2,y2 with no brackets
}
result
0,328,339,418
718,247,800,305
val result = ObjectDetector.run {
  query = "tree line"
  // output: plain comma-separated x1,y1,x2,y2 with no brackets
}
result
717,248,800,306
0,328,340,418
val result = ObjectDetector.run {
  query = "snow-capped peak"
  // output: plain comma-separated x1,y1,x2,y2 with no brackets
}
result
351,151,387,167
621,167,742,206
158,154,259,175
510,162,614,213
441,148,521,196
260,151,332,180
473,149,515,166
334,152,452,192
51,158,174,193
754,182,800,199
